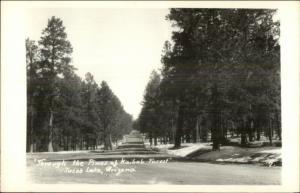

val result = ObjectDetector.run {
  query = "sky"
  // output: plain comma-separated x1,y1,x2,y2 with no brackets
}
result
25,8,173,119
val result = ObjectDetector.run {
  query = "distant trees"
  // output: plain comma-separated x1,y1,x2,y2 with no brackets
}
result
26,16,132,152
96,81,125,150
137,9,281,150
139,71,162,145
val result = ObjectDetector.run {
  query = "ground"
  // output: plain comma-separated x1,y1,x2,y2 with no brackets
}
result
155,142,282,166
26,143,281,185
27,159,280,184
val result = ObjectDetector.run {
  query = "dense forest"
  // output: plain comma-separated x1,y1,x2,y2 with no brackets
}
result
26,17,132,152
136,9,281,150
27,9,281,152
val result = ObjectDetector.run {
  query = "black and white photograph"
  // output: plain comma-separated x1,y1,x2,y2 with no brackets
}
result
1,1,299,192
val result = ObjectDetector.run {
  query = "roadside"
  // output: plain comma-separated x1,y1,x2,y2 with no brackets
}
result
27,138,282,167
153,142,281,167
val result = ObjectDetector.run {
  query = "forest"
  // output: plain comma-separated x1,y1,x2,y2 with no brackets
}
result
136,9,281,150
26,17,132,152
27,8,281,152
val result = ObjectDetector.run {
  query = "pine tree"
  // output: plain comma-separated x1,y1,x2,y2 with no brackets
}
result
96,81,121,150
26,38,39,152
159,9,280,149
38,16,74,151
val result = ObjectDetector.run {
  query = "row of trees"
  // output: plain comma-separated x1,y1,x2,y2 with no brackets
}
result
26,16,132,152
137,9,281,150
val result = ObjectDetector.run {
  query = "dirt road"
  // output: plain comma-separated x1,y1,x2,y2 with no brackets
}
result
27,159,280,184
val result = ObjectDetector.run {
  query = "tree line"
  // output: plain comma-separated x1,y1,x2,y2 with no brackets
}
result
136,9,281,150
26,16,132,152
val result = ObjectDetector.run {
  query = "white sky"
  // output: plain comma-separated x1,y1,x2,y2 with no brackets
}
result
25,8,173,119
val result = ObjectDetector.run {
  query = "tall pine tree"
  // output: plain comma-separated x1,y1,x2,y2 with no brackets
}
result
38,16,74,151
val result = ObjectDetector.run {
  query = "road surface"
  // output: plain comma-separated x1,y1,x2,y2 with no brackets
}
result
27,159,280,184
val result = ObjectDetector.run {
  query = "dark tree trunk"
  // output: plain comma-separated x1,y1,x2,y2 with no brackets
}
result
201,124,208,142
149,133,153,146
168,132,173,144
80,137,83,150
170,119,175,144
163,137,167,144
67,136,69,151
241,129,247,146
192,127,197,143
39,121,49,152
248,120,254,142
29,110,35,152
223,126,227,139
211,111,222,150
211,128,221,150
27,109,35,152
64,136,68,151
27,57,36,152
256,128,261,141
241,117,248,146
59,136,62,150
268,118,273,145
196,116,200,143
154,136,157,146
104,132,112,150
85,137,89,150
48,109,54,152
275,111,281,140
210,85,222,151
174,104,184,148
73,136,77,150
277,126,281,140
186,133,191,143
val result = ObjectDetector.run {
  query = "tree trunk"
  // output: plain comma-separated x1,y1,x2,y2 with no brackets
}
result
186,133,191,143
28,55,36,152
72,136,74,150
192,117,199,143
256,128,261,141
29,108,35,152
154,136,157,146
174,105,184,148
163,136,167,144
192,128,197,143
80,137,83,150
211,128,221,150
241,129,247,146
211,111,221,150
248,120,254,142
223,125,227,139
85,137,89,150
170,119,175,144
74,136,79,151
241,116,248,146
196,116,200,143
149,133,153,146
210,84,221,151
277,126,281,140
109,134,112,150
48,109,54,152
275,111,281,140
268,118,273,145
63,136,67,151
104,131,112,150
97,138,101,150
